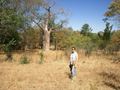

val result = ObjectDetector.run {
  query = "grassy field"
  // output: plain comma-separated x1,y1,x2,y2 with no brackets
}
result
0,50,120,90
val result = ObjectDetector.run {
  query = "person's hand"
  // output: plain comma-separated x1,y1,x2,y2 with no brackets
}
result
73,63,75,66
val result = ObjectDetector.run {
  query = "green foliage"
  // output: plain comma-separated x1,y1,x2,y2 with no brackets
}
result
107,30,120,53
97,24,120,55
54,29,79,49
0,0,119,56
80,24,92,36
98,22,113,49
111,30,120,46
0,0,24,48
103,22,112,42
104,0,120,53
52,28,97,54
84,42,95,57
105,0,120,26
105,0,120,17
20,55,29,64
0,8,22,44
2,39,16,61
3,39,16,53
20,28,40,49
0,0,67,51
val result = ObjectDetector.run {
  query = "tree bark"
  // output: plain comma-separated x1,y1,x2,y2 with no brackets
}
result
43,29,50,51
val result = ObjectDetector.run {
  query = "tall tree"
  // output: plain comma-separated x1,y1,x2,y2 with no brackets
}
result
105,0,120,24
15,0,65,51
105,0,120,17
0,0,25,60
0,0,23,46
103,22,113,42
80,24,92,36
98,22,113,49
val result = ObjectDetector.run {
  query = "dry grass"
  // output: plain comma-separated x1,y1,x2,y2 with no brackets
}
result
0,50,120,90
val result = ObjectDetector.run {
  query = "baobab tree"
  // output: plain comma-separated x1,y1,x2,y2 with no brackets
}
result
29,1,55,50
11,0,66,51
28,1,66,50
39,4,66,50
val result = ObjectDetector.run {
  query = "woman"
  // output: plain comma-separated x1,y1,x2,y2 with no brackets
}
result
69,47,78,79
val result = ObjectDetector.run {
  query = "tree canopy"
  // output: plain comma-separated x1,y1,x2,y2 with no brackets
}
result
80,24,92,36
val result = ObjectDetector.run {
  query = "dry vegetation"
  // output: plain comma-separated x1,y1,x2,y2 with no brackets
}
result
0,50,120,90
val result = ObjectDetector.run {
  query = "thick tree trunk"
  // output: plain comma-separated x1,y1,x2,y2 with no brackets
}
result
43,30,50,51
42,6,51,51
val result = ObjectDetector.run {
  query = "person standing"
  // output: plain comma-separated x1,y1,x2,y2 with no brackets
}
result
69,47,78,79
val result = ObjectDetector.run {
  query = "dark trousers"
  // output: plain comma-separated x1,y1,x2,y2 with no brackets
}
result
69,64,73,75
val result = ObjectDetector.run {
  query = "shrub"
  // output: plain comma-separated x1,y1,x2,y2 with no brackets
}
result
3,39,16,61
20,55,29,64
39,50,44,64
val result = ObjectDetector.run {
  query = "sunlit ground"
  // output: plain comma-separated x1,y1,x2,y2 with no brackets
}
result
0,50,120,90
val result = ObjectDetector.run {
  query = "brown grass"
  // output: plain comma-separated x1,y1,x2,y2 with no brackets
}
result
0,50,120,90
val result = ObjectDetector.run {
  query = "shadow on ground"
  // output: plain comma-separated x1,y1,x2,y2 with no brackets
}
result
99,71,120,90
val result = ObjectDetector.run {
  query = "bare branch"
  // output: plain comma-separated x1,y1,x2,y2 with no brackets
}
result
31,18,44,31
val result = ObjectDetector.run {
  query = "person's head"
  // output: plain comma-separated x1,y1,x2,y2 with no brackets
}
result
72,47,76,52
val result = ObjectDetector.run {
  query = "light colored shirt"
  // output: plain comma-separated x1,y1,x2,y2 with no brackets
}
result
70,51,78,64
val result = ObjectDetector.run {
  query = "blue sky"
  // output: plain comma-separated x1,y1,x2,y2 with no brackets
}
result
55,0,112,32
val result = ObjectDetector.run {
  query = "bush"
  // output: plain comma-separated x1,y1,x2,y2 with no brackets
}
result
39,50,44,64
20,55,29,64
3,39,16,61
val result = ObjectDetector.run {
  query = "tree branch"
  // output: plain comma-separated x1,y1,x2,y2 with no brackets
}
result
31,18,44,31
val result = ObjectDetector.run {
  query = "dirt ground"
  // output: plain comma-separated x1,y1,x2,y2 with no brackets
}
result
0,51,120,90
